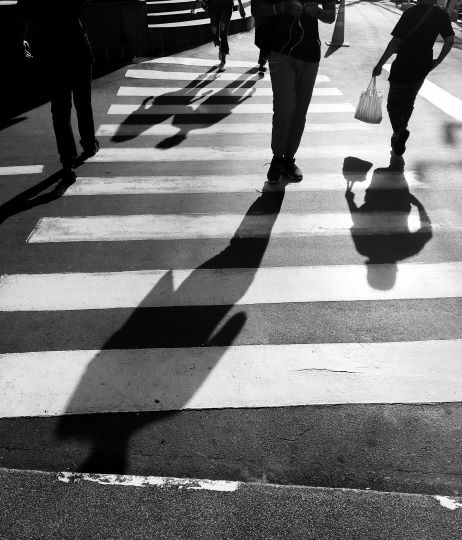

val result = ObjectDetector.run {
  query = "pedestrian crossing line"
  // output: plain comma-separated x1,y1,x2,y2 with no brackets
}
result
125,69,331,83
64,171,423,196
107,103,354,115
96,122,367,137
1,262,460,311
1,339,462,418
141,57,266,68
0,165,44,175
117,86,343,97
85,146,376,162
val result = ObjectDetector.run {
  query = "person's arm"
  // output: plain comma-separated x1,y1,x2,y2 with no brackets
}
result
252,0,302,20
372,37,402,77
237,0,246,18
304,1,335,24
431,35,454,70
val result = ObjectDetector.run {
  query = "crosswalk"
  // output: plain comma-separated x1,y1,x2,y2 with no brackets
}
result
1,52,461,482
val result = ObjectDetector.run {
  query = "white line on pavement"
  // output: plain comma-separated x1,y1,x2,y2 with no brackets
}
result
1,262,460,311
142,57,269,68
1,340,461,417
117,86,342,97
0,165,44,175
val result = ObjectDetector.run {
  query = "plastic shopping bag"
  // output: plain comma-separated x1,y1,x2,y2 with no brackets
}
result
354,77,383,124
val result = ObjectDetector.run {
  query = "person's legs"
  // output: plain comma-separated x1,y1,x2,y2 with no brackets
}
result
219,5,232,56
209,7,221,48
50,78,77,168
72,61,99,156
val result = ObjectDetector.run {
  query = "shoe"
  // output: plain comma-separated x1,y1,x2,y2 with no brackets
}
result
267,155,285,184
389,150,405,171
61,166,77,184
391,129,409,156
81,139,100,160
258,55,267,72
283,157,303,181
218,51,226,72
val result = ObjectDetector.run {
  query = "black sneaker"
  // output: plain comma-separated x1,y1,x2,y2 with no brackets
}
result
81,139,100,160
267,156,284,184
391,129,409,156
283,157,303,182
61,166,77,184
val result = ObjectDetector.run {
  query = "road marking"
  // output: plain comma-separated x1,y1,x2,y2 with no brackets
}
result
58,472,239,491
149,11,251,28
108,103,353,115
384,64,462,121
1,340,462,417
434,496,462,510
27,208,441,243
142,57,270,68
125,69,330,83
96,122,365,137
1,262,460,311
0,165,44,175
84,145,375,162
65,171,422,196
117,86,342,97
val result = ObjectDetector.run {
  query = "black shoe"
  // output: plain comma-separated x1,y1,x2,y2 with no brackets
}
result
61,166,77,184
81,139,100,160
267,156,284,184
283,157,303,182
391,129,409,156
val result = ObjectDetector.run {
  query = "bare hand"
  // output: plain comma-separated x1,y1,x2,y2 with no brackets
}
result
280,0,303,18
372,64,382,77
304,2,318,17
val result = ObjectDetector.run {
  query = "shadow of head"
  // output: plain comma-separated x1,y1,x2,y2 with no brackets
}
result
343,156,373,191
366,261,397,290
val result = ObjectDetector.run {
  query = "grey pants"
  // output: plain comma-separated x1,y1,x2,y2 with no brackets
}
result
269,51,319,158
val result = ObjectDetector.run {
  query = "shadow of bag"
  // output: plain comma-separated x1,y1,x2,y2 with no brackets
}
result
354,77,383,124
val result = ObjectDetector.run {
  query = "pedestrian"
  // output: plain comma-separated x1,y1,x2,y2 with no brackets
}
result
252,0,336,184
192,0,247,72
17,0,100,182
372,0,454,168
251,0,271,72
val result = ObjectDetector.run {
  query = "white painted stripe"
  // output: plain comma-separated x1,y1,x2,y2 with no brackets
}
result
25,210,446,243
384,64,462,121
1,340,462,417
96,121,365,137
108,102,354,115
1,263,460,311
117,86,342,97
0,165,44,175
149,11,251,27
125,69,330,82
148,0,196,4
65,171,423,196
85,145,371,162
143,57,267,68
58,472,239,491
434,496,462,510
149,9,197,15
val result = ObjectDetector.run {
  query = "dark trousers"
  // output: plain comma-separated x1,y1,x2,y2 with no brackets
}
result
387,79,424,135
48,60,96,166
208,3,233,54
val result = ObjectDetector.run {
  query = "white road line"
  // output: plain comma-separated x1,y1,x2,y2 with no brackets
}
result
96,122,365,137
0,165,44,175
384,64,462,121
25,210,445,243
65,171,423,196
1,262,460,311
149,11,252,28
85,145,373,162
107,103,353,115
125,69,330,83
117,86,342,97
142,57,269,68
1,340,462,417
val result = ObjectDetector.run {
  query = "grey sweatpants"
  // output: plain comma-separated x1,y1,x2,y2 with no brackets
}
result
269,51,319,158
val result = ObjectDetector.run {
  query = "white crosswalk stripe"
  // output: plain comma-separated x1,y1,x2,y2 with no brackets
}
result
117,86,343,97
125,69,331,82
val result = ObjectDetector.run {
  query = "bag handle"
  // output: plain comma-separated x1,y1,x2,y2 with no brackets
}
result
367,77,377,94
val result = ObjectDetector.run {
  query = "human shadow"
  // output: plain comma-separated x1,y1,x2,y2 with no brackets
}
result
111,67,259,149
55,189,285,473
345,167,433,290
0,170,75,227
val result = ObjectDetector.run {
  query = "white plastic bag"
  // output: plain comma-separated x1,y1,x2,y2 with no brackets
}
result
354,77,383,124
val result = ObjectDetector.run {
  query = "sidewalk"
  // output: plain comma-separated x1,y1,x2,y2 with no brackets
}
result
1,468,462,540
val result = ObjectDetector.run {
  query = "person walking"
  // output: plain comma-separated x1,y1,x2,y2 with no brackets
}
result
18,0,100,182
251,0,336,184
192,0,247,72
372,0,454,168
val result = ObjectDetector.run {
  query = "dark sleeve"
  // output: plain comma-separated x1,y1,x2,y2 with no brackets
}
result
391,11,411,38
439,11,455,39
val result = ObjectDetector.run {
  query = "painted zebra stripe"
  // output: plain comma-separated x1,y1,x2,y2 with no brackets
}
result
0,165,44,175
107,103,354,115
125,69,330,82
96,122,367,137
117,86,342,97
1,340,462,417
85,146,374,162
1,262,460,311
65,171,423,196
149,12,252,28
143,57,270,68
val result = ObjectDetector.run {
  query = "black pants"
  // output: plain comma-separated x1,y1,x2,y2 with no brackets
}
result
387,79,424,135
48,60,97,166
208,2,233,55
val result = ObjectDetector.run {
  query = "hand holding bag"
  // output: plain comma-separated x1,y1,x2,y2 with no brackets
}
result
354,77,383,124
